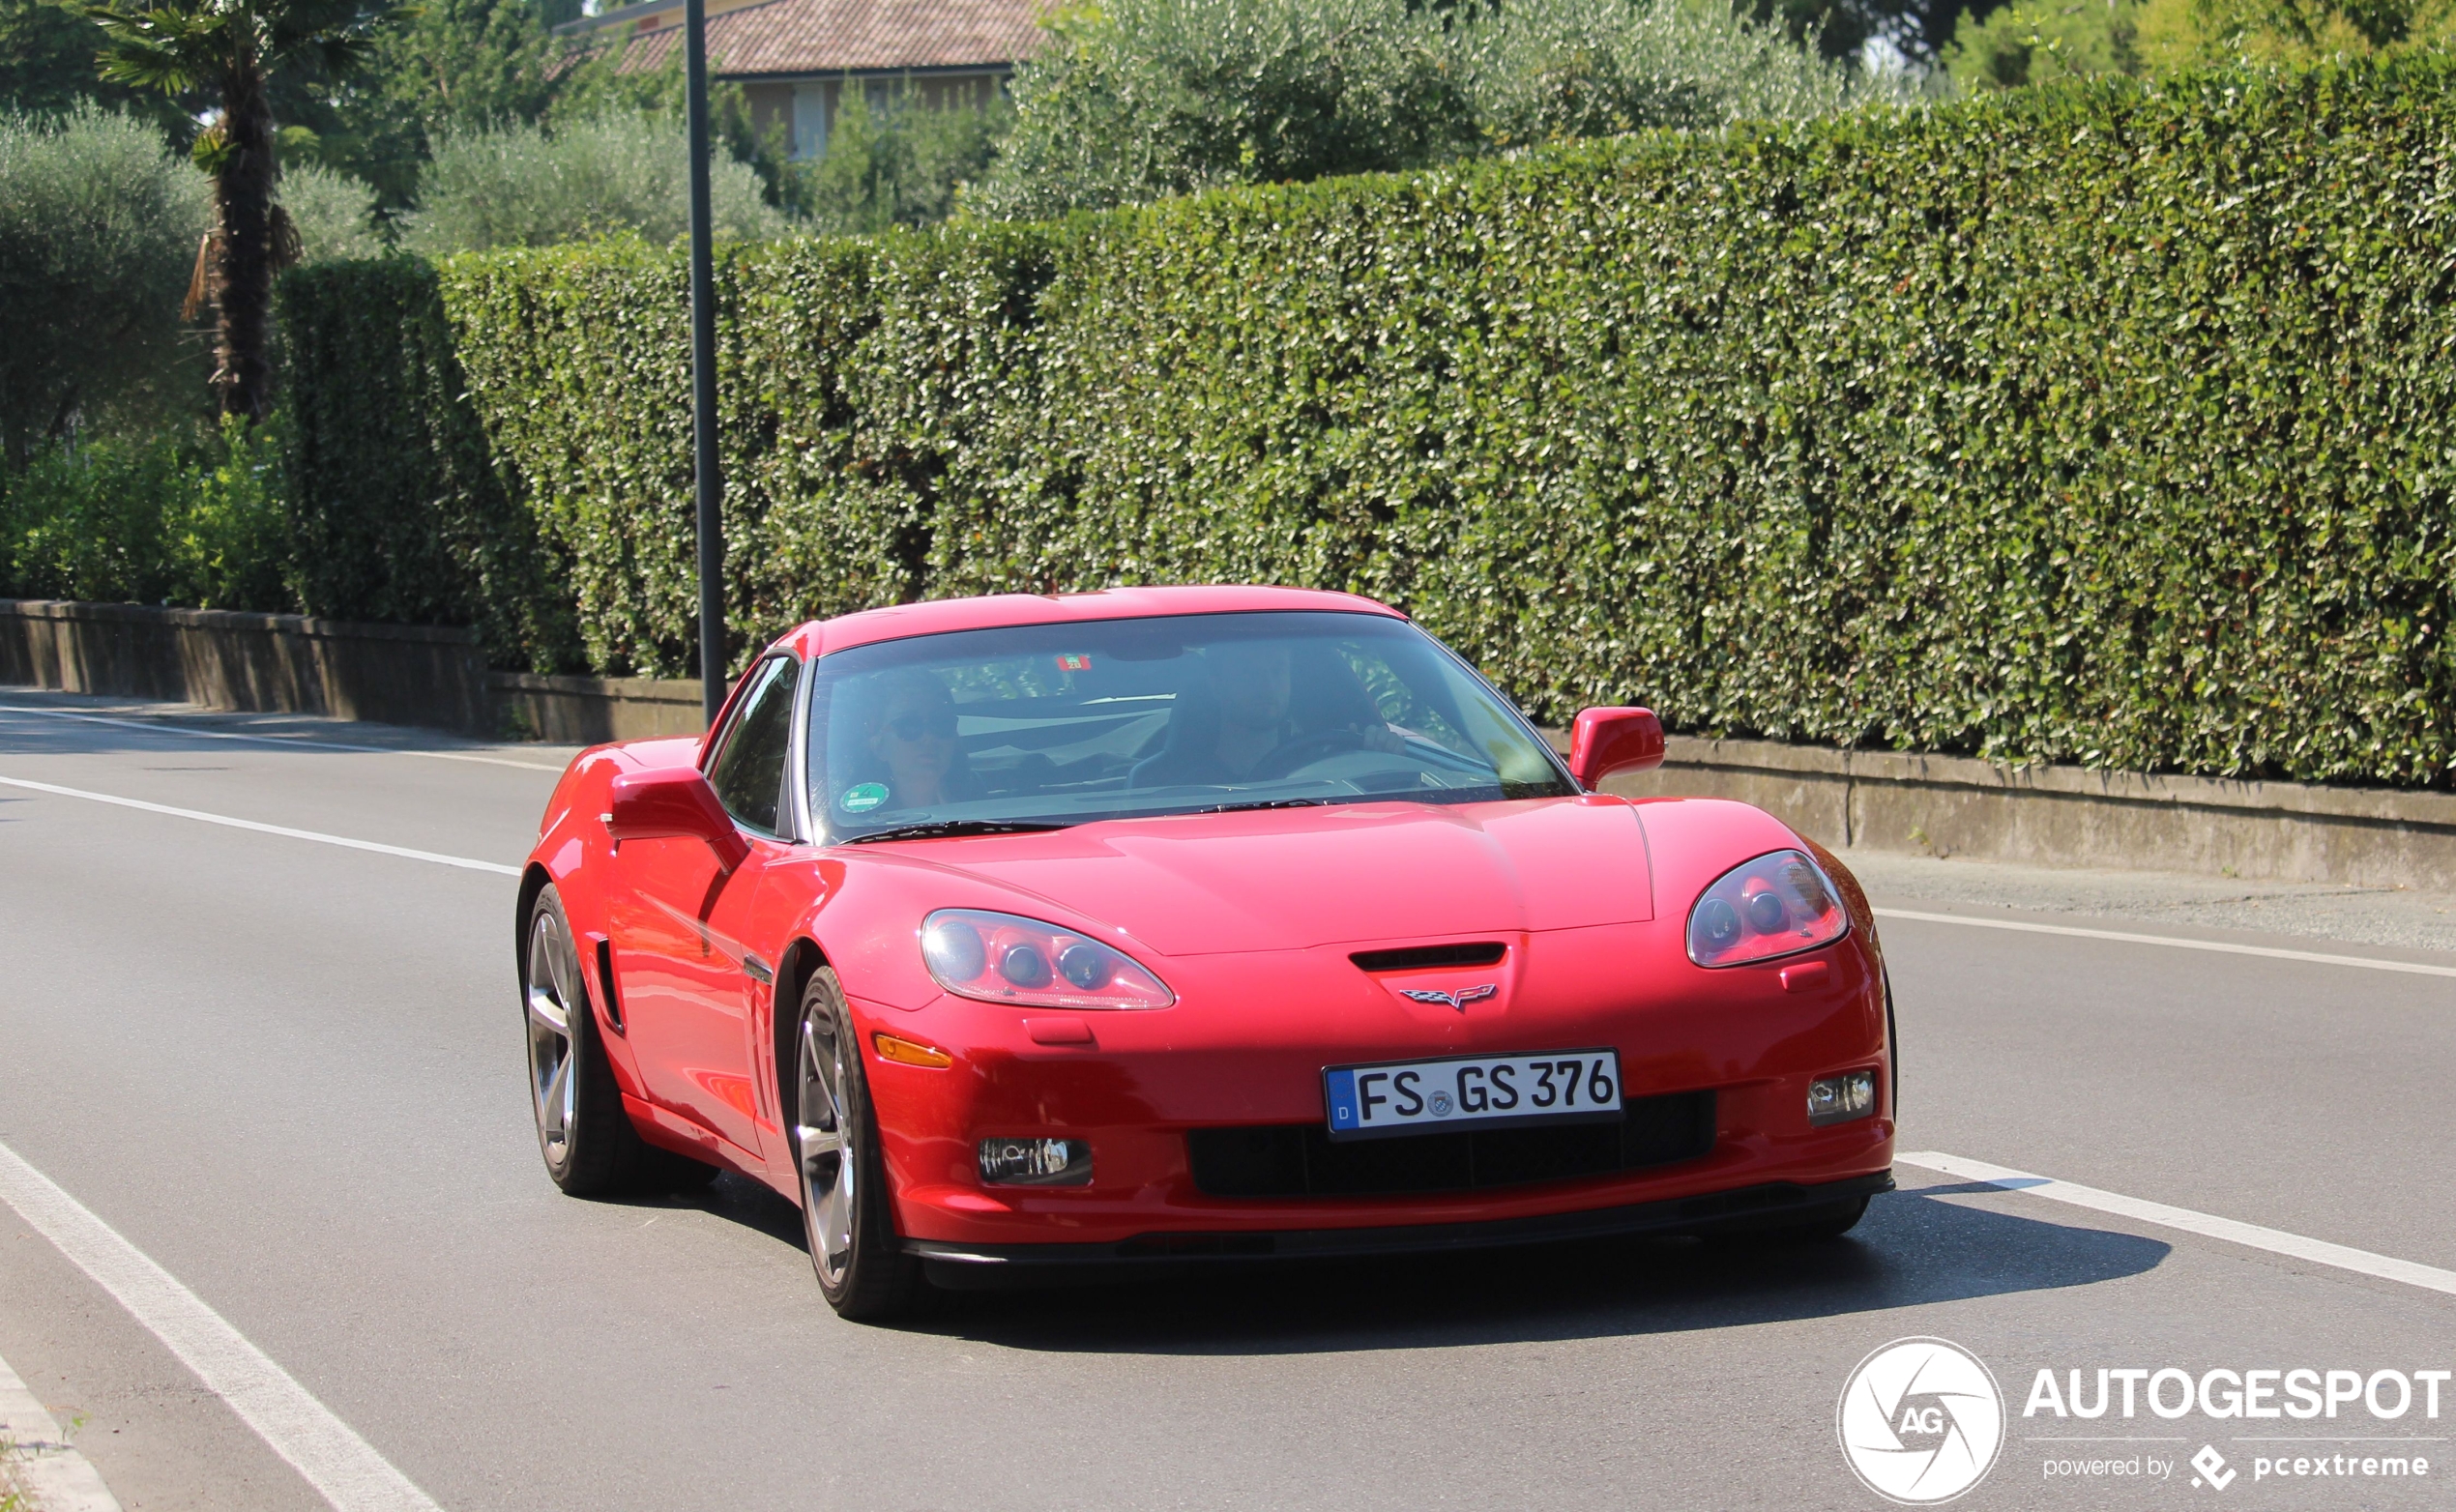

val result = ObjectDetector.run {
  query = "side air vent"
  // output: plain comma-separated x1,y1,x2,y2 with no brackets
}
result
1349,942,1507,973
593,936,625,1035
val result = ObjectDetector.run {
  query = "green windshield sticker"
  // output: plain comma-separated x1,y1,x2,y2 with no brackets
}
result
839,782,890,813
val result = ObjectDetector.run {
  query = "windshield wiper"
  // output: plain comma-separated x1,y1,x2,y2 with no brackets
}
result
1190,798,1331,815
843,820,1075,844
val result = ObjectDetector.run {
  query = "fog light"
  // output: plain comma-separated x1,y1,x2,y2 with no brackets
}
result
1808,1069,1877,1126
978,1137,1093,1186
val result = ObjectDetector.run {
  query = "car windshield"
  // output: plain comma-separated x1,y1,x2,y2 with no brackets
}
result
806,611,1576,843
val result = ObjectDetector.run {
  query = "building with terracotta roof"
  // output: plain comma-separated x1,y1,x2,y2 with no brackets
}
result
556,0,1047,160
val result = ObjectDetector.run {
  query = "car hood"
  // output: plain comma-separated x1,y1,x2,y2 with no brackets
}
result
924,797,1654,956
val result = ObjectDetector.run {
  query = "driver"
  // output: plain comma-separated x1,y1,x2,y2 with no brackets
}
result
1141,641,1402,786
1211,639,1297,781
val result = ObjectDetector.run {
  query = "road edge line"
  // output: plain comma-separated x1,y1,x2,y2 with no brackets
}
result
0,1349,122,1512
1898,1150,2456,1298
1873,908,2456,979
0,775,520,877
0,1142,443,1512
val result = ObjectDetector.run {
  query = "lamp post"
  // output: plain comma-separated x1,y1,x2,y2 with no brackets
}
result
684,0,725,729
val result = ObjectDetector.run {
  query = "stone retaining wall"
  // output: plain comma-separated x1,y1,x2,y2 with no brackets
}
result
0,597,491,734
489,671,706,744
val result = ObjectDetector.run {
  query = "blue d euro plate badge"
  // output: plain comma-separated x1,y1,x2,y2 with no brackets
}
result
1324,1049,1622,1142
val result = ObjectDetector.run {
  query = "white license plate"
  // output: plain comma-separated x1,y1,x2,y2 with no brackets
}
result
1324,1049,1622,1142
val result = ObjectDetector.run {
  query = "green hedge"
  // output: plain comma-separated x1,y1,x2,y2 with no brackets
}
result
279,259,580,672
282,60,2456,786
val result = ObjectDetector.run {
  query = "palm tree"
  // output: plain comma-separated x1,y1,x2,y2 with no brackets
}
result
90,0,406,421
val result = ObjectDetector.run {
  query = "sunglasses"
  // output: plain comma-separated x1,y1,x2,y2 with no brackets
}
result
883,710,958,741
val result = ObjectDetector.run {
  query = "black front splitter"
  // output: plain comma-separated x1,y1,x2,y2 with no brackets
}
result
907,1170,1894,1288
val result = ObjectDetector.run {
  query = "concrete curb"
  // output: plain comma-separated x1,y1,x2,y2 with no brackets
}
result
0,1353,121,1512
1567,732,2456,892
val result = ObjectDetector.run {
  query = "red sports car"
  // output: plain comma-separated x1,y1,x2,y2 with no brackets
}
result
517,586,1894,1319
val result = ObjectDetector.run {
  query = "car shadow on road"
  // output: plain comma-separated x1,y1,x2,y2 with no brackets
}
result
891,1176,2169,1354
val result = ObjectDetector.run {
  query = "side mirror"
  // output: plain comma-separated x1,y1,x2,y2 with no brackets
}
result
1566,707,1666,791
606,766,752,872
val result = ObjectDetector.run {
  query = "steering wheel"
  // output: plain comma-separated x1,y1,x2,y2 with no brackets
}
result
1250,728,1371,779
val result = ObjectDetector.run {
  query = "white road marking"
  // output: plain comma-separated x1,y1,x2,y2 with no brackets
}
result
0,1142,443,1512
0,774,520,876
1874,907,2456,979
0,703,567,771
1900,1151,2456,1298
1,1349,123,1512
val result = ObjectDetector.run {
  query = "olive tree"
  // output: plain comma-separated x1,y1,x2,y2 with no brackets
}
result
973,0,1884,218
0,103,206,466
1461,0,1876,148
398,110,785,253
973,0,1469,220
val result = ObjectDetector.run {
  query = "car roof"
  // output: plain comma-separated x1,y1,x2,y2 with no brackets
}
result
774,585,1406,659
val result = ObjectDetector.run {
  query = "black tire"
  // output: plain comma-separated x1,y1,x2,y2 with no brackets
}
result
522,885,650,1196
791,968,926,1321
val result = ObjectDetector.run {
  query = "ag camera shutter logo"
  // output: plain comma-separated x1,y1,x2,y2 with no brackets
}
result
1838,1337,2007,1503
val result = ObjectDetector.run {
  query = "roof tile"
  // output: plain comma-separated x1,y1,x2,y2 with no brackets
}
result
613,0,1049,77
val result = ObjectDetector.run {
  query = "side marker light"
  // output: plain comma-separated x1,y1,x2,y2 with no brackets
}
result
873,1032,952,1068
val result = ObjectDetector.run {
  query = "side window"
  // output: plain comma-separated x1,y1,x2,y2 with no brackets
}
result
706,657,800,836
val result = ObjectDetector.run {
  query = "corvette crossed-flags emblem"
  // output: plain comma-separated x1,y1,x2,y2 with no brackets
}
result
1398,984,1498,1011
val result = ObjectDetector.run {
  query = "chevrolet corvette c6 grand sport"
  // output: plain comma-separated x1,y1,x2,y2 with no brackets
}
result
516,586,1895,1319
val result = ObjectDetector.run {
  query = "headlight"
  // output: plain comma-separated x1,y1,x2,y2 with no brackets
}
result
920,909,1175,1009
1685,849,1849,968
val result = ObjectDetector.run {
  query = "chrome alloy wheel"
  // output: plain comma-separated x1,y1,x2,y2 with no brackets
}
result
525,908,581,1168
796,1010,856,1288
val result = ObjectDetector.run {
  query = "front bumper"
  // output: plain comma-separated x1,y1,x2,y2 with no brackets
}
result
909,1170,1894,1282
862,921,1895,1250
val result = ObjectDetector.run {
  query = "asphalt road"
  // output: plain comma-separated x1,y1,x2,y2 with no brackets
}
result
3,689,2451,1512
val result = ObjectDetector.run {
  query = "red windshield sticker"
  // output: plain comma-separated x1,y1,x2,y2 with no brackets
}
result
1056,654,1092,672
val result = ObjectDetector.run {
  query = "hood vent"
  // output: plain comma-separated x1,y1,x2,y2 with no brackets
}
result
1349,942,1506,973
